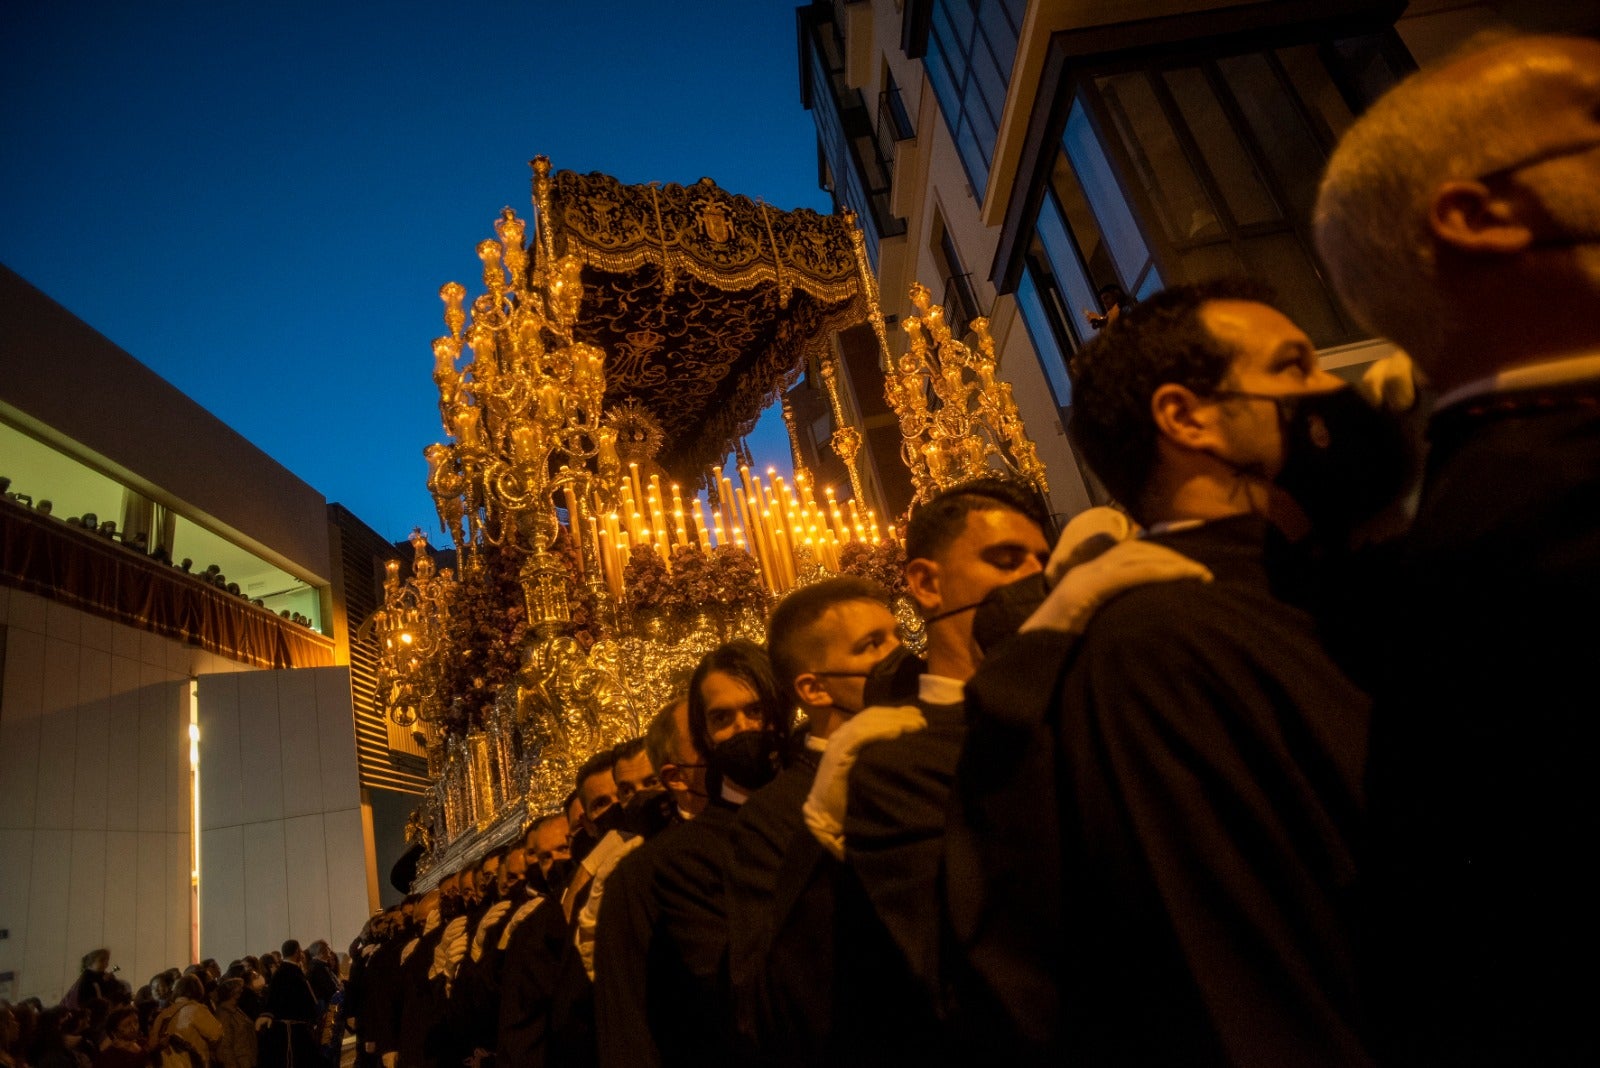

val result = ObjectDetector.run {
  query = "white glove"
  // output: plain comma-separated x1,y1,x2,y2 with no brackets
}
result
803,705,927,860
1022,539,1212,635
1045,505,1137,584
1357,351,1419,413
576,832,645,980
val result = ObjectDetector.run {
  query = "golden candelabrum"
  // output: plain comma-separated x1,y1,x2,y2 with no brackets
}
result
887,282,1051,506
374,529,453,737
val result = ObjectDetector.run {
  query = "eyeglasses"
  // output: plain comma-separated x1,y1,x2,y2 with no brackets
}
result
1474,137,1600,183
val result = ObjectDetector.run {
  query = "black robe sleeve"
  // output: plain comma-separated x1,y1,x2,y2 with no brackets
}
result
593,844,662,1068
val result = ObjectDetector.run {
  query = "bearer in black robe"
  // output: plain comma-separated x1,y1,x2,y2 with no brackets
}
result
601,641,788,1067
724,577,909,1066
1311,36,1600,1063
791,479,1054,1065
955,281,1386,1065
496,815,571,1068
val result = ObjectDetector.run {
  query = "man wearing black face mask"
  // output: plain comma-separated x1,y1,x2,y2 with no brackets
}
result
593,697,699,1067
724,577,907,1065
797,477,1051,1065
970,279,1376,1065
597,642,786,1067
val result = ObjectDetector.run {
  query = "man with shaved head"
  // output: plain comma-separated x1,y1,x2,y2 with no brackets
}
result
1316,35,1600,1064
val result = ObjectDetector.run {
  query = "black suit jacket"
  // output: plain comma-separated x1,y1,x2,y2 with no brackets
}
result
1365,382,1600,1065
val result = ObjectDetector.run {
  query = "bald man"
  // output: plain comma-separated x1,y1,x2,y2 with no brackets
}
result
1316,35,1600,1065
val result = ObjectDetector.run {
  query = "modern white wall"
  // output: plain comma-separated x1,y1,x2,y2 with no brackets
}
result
0,586,250,1003
196,666,369,968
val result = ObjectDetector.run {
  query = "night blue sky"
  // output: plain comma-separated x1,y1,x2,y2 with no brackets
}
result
1,1,831,544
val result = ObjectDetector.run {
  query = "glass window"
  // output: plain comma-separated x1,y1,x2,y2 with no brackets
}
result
1062,99,1157,293
1094,72,1221,245
1004,28,1409,375
922,0,1025,197
1161,66,1280,228
1015,266,1073,409
1217,53,1329,228
1034,190,1099,348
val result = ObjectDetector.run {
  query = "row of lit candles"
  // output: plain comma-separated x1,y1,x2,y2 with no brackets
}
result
573,463,887,600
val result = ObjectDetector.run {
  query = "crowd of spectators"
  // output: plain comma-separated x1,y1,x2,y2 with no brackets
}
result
0,942,346,1068
1,478,316,628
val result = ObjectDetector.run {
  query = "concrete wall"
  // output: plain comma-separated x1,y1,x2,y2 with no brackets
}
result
0,587,250,1003
196,666,370,966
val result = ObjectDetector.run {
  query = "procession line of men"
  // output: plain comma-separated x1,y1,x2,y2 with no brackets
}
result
338,35,1599,1067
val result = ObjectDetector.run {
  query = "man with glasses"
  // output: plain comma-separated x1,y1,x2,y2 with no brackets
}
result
1315,34,1600,1064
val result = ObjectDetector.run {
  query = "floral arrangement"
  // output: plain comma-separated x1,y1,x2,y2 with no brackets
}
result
437,538,528,733
622,543,768,620
622,550,672,615
838,540,907,595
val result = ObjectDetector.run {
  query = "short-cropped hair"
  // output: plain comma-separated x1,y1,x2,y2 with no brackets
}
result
904,476,1053,565
767,576,890,703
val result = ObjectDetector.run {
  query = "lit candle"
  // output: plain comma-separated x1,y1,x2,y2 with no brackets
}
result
713,508,728,547
563,487,583,575
629,463,644,514
598,527,617,597
770,520,793,590
692,501,711,552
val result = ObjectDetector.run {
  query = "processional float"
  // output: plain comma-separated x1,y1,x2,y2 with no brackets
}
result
377,157,1049,881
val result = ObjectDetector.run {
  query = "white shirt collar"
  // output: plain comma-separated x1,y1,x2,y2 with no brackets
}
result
1434,350,1600,411
919,674,965,705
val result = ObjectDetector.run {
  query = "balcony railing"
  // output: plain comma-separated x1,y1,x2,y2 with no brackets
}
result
943,271,982,339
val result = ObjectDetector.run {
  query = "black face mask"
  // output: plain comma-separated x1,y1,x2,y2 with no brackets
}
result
590,803,627,840
1212,386,1413,536
620,787,680,839
568,825,598,865
812,644,922,713
971,573,1049,655
709,729,780,792
536,857,576,896
863,644,927,706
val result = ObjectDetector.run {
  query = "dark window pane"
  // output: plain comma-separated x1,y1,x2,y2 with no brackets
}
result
925,34,960,121
970,33,1010,128
1328,32,1408,111
1049,153,1115,285
1171,241,1247,284
1135,266,1164,299
1095,72,1223,244
1217,53,1327,226
1275,44,1358,146
980,1,1021,75
1161,66,1281,227
1062,99,1154,288
1035,190,1099,344
1016,265,1074,407
936,0,975,54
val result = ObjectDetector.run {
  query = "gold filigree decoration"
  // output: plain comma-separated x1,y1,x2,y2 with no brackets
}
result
889,283,1051,505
